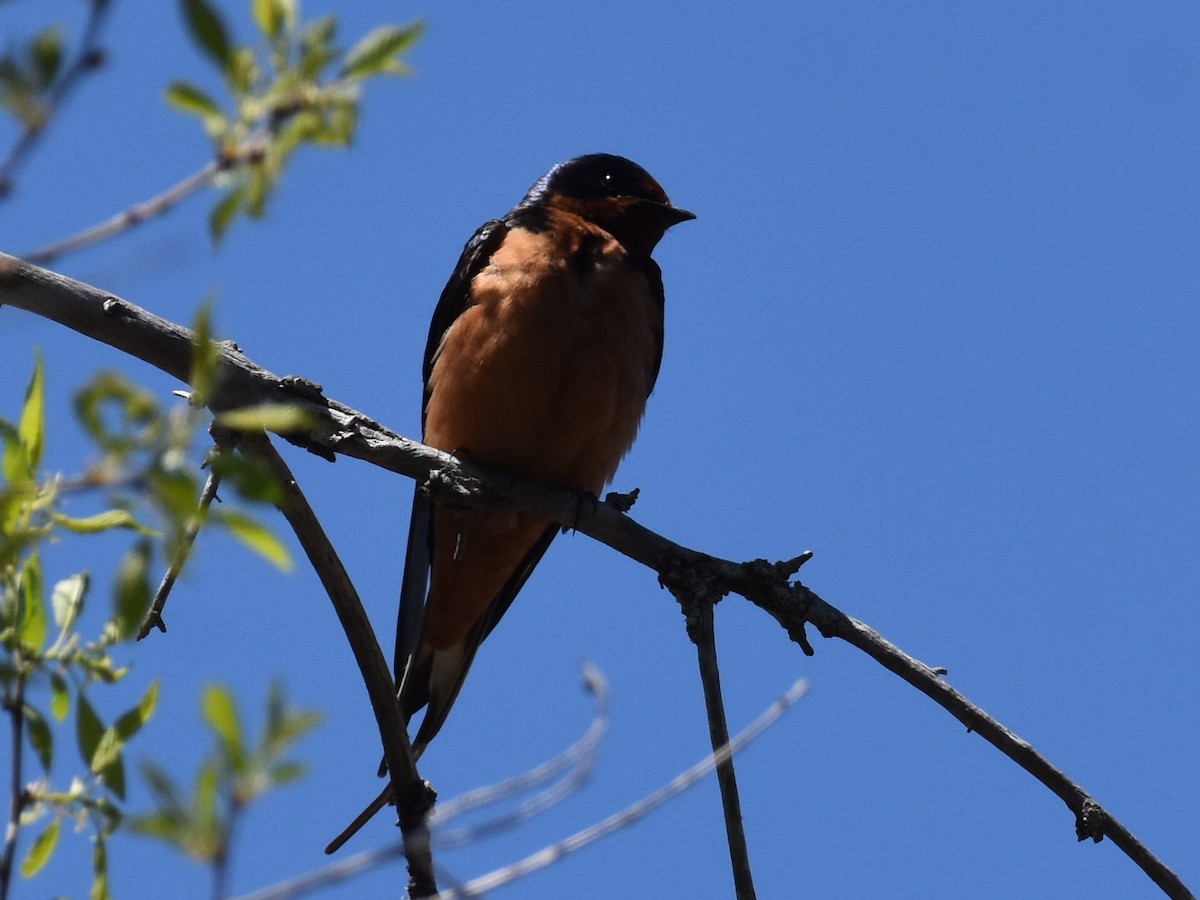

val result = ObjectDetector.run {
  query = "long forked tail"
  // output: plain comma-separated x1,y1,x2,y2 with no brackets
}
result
324,785,394,855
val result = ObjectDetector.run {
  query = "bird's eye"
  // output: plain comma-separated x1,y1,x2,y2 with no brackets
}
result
601,172,616,193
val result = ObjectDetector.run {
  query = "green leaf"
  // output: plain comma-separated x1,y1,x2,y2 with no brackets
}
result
150,467,201,521
75,654,127,685
201,684,243,766
91,725,123,772
311,97,357,147
18,551,47,652
193,759,221,837
76,693,104,771
207,452,284,504
51,509,152,536
20,818,59,878
93,730,127,800
73,371,162,455
269,760,306,786
252,0,296,41
114,679,160,744
50,571,88,634
189,303,220,405
111,541,152,641
49,672,69,721
180,0,232,72
215,403,316,434
18,348,45,474
264,697,321,754
208,184,246,245
164,80,222,119
226,46,260,96
23,703,52,772
341,23,423,80
91,835,110,900
298,16,337,79
0,417,31,487
30,26,63,91
213,509,292,572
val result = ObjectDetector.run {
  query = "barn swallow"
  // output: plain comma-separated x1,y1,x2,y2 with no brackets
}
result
326,153,693,853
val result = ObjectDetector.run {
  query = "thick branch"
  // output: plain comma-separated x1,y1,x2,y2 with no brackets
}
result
1,254,1192,900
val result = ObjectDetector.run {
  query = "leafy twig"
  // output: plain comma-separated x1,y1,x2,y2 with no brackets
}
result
0,0,112,199
18,3,421,263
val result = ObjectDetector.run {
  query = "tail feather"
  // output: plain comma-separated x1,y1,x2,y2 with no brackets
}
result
325,522,558,852
323,785,393,855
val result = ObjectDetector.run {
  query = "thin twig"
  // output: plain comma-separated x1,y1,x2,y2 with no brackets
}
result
1,258,1194,900
0,0,112,199
136,465,222,640
431,665,609,849
670,572,755,900
234,431,437,898
229,678,807,900
214,801,241,900
434,678,809,900
23,160,224,266
0,667,28,900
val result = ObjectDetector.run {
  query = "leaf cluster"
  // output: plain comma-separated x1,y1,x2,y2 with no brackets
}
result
1,343,297,896
133,682,320,864
2,356,160,896
0,25,67,133
168,0,423,242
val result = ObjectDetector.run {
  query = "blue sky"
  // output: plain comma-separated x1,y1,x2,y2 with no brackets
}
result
3,1,1198,897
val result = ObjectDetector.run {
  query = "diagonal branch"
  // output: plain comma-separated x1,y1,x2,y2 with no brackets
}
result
0,253,1193,900
233,430,438,898
23,159,226,266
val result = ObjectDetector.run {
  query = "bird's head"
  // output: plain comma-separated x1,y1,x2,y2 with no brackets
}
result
521,153,694,257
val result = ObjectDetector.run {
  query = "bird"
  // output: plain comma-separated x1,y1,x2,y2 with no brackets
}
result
325,153,693,853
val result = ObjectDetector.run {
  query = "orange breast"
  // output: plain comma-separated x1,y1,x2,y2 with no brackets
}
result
419,216,661,649
423,219,660,493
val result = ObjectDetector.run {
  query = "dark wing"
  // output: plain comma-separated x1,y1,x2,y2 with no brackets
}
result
421,219,510,421
392,218,509,690
634,256,667,398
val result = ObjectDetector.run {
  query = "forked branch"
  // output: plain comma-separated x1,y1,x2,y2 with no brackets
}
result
0,254,1192,900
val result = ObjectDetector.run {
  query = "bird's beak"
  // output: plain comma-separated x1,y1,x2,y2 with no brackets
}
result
655,202,696,225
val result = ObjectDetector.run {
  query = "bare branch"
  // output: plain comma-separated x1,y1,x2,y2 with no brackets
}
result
1,256,1194,899
230,678,806,900
229,671,612,900
234,431,438,897
431,664,609,849
137,452,222,639
23,160,225,266
665,564,755,899
434,678,809,899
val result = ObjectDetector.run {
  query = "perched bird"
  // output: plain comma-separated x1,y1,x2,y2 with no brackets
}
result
326,153,693,853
